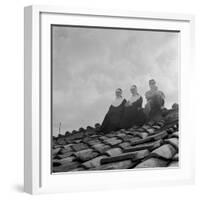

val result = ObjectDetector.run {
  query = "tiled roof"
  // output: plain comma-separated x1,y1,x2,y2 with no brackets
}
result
52,108,179,173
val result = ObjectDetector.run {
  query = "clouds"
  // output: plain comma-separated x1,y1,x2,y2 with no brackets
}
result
52,26,179,136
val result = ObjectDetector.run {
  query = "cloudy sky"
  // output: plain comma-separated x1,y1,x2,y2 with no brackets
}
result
52,26,179,136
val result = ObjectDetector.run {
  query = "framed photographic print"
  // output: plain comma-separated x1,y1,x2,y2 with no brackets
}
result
24,5,195,194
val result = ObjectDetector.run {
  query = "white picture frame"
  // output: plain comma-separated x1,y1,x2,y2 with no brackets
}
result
24,5,195,194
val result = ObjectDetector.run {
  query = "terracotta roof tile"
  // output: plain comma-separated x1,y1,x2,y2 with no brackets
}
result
156,120,165,127
53,144,63,149
105,148,123,157
146,128,155,135
54,156,76,165
53,161,81,172
71,143,89,152
152,125,162,129
170,131,179,138
128,136,142,143
55,152,74,159
106,132,121,138
119,142,131,149
134,132,149,139
172,153,179,161
119,134,134,142
168,161,179,167
60,147,73,154
115,132,127,138
74,149,99,161
65,132,85,141
136,127,146,132
56,137,66,145
99,136,109,141
82,155,108,168
167,127,175,134
164,138,179,150
142,124,152,130
135,158,168,168
92,143,110,154
63,144,73,150
104,137,122,146
71,167,86,171
52,148,61,155
82,136,93,143
86,139,101,146
93,160,133,170
152,144,177,159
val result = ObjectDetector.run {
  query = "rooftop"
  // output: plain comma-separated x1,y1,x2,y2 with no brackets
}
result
52,108,179,173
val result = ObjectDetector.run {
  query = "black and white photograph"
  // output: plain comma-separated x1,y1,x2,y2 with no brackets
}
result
51,25,179,173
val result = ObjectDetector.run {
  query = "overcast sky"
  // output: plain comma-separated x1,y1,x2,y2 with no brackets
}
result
52,26,179,136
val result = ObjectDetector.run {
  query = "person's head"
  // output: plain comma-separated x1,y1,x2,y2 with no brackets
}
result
115,88,122,98
130,85,137,95
149,79,157,90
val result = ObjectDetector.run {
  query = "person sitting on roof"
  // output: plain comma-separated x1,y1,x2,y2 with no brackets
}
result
120,85,146,129
100,88,127,133
144,79,165,121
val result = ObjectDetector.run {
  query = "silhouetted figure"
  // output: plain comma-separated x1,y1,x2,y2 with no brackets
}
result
120,85,146,129
101,88,126,133
144,79,165,121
